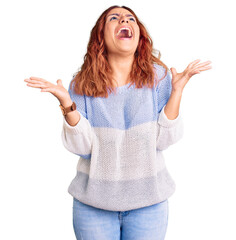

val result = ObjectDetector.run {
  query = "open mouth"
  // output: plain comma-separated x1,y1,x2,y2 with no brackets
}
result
116,27,133,39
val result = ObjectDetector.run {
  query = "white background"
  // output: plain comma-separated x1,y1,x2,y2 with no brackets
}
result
1,0,235,239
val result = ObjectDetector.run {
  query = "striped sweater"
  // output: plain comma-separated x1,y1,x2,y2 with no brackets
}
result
61,64,184,211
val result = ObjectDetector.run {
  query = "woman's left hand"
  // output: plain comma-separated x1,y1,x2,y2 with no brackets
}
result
170,59,212,92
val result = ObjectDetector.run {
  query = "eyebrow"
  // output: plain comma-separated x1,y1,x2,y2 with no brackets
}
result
107,13,135,18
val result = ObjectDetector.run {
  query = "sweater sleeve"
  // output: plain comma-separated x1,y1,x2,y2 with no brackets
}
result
155,65,184,151
61,79,93,159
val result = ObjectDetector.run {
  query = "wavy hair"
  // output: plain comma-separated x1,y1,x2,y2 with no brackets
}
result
70,5,168,98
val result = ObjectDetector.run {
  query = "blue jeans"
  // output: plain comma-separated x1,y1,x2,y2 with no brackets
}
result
73,197,169,240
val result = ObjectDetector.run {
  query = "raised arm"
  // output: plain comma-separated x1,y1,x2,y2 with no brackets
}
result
156,60,212,151
24,76,93,158
61,80,93,158
24,77,81,126
164,59,212,119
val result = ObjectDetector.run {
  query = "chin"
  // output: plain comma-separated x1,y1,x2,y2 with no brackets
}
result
116,43,138,55
119,47,136,53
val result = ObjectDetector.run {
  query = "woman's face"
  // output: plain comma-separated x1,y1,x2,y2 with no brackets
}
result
104,7,140,56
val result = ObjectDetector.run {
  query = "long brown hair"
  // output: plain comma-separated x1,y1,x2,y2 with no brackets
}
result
70,5,168,98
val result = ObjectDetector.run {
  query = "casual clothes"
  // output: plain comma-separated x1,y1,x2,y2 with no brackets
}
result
61,64,184,211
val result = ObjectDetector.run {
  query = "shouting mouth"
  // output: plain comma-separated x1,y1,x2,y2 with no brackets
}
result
116,27,133,40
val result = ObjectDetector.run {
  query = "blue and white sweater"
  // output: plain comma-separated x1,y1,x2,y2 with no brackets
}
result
61,64,184,211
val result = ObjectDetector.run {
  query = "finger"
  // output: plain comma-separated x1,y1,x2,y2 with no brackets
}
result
26,80,48,87
25,79,49,88
26,83,47,88
29,76,47,83
192,64,212,72
198,66,212,71
194,61,212,68
187,59,201,69
170,67,177,77
189,66,212,76
190,69,201,75
30,76,46,81
25,79,47,84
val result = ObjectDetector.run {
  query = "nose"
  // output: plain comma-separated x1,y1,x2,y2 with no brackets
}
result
119,16,129,24
121,19,128,23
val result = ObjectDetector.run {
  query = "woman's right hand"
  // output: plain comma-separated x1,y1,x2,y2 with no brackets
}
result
24,77,71,106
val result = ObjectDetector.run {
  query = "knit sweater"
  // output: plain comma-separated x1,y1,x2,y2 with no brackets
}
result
61,64,184,211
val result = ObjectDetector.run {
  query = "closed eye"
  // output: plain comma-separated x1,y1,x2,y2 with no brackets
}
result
129,17,136,22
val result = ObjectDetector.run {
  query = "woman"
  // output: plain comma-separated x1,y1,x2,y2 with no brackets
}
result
24,5,211,240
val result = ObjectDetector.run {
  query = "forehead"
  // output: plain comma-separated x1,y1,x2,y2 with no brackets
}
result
106,7,133,17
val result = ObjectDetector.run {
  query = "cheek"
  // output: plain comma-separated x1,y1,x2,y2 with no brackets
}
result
104,28,108,43
104,25,113,43
135,29,140,45
136,27,140,38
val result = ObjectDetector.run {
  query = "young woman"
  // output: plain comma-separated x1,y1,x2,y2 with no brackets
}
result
24,5,211,240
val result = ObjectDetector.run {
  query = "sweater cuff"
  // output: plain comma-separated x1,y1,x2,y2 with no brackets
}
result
158,105,181,128
62,111,88,135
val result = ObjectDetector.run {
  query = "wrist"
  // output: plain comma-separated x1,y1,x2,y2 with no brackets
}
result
60,98,73,108
59,100,76,117
171,88,183,96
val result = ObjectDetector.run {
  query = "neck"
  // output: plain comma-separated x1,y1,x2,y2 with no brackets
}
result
107,53,134,87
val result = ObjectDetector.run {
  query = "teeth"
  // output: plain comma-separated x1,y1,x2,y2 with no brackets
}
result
116,27,132,37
